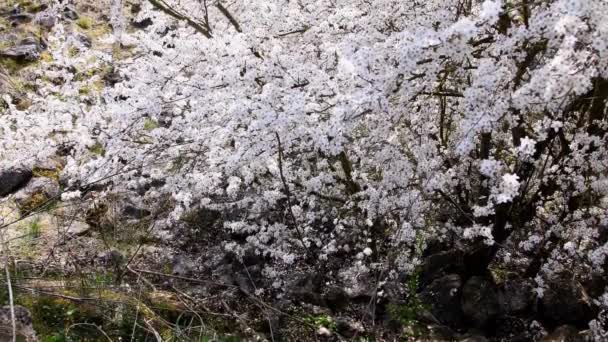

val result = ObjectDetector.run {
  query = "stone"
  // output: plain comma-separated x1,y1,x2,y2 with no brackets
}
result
65,221,91,237
35,11,56,29
540,325,585,342
171,255,195,276
0,305,37,341
540,273,594,327
62,5,79,20
0,44,39,61
132,17,153,29
335,318,364,338
461,276,500,329
97,250,124,268
76,33,92,48
419,324,456,341
0,167,32,197
499,278,534,314
287,273,325,306
0,36,42,62
121,204,151,219
14,177,60,210
8,13,33,24
324,286,350,311
420,250,465,285
420,274,464,329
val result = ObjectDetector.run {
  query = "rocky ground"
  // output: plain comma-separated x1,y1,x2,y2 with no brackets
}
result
0,1,607,341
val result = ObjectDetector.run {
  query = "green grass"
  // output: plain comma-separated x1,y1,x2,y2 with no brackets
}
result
303,313,336,331
28,219,42,239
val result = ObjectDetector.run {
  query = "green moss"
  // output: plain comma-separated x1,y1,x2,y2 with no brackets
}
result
88,142,106,156
76,17,93,30
33,167,61,181
20,192,50,213
144,118,160,131
78,85,90,95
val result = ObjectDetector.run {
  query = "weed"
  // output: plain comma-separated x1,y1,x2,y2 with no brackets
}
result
303,313,336,331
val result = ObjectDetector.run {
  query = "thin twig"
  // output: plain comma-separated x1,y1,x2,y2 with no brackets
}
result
0,228,16,342
275,132,312,256
148,0,212,38
215,2,242,32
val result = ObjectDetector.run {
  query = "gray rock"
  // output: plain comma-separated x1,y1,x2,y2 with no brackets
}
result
418,324,456,341
324,286,349,311
499,278,534,314
420,274,464,328
335,318,364,338
171,255,195,276
0,305,37,341
8,13,33,24
121,204,151,219
420,250,465,285
76,33,92,48
0,168,32,197
540,325,585,342
35,11,56,29
287,273,325,306
62,6,78,20
97,250,124,268
461,276,500,329
65,221,91,237
132,17,153,29
0,43,40,62
14,177,60,208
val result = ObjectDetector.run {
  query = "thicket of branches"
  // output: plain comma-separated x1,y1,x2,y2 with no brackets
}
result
1,0,608,339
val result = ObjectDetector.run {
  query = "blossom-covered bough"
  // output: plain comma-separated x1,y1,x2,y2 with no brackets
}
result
1,0,608,335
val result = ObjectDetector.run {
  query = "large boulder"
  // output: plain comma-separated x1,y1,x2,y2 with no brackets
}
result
420,274,464,329
498,278,535,314
0,37,41,62
420,250,465,285
461,276,500,329
14,177,60,212
287,273,325,306
0,167,32,197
